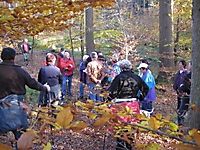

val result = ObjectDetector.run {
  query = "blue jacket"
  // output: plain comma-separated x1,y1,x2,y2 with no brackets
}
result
38,65,62,87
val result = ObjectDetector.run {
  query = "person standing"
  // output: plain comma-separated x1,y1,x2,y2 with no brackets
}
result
0,47,50,140
86,52,104,102
177,61,192,125
173,59,188,124
57,50,75,99
79,54,89,99
108,59,149,150
138,62,156,112
38,53,62,106
21,39,31,65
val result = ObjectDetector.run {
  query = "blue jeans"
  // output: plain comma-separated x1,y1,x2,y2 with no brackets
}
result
62,75,73,97
79,82,85,98
141,101,153,112
88,82,101,102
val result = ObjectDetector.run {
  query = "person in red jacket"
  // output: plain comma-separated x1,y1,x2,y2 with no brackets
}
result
57,50,75,99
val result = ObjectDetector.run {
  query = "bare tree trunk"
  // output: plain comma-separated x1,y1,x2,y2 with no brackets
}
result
159,0,174,67
69,28,75,60
79,15,84,59
187,0,200,129
174,16,180,65
85,7,95,54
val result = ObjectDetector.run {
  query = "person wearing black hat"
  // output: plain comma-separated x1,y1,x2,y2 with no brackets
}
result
0,47,50,140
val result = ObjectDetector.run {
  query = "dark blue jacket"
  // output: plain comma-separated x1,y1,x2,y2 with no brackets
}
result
173,70,188,91
79,61,87,84
38,65,62,87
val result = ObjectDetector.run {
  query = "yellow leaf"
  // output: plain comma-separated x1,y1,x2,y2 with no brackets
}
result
70,121,88,131
56,107,73,128
155,113,162,120
17,130,36,150
0,143,12,150
43,142,52,150
93,115,110,127
168,122,179,131
87,112,97,119
148,117,160,130
189,129,198,136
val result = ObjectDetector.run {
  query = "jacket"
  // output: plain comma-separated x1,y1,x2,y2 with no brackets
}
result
0,61,47,99
108,70,149,99
57,57,75,76
38,64,62,86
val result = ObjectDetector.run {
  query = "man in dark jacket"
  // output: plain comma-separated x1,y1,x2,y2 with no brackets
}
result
0,47,50,140
108,59,149,150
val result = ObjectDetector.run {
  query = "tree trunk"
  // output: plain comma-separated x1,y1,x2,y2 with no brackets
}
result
174,16,180,65
79,15,84,59
69,28,75,60
188,0,200,129
159,0,174,67
85,7,95,54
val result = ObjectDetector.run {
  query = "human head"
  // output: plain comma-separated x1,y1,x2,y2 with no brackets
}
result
137,63,148,73
119,59,132,71
83,54,89,62
1,47,16,61
46,53,56,65
178,59,187,70
90,52,98,60
63,51,70,59
111,54,119,63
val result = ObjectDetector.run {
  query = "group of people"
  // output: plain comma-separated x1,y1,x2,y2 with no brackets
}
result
0,46,158,150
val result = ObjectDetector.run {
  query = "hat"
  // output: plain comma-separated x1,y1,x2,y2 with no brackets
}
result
83,55,89,61
137,63,148,69
1,47,16,60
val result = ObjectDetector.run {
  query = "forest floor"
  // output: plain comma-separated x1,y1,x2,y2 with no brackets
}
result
0,51,179,150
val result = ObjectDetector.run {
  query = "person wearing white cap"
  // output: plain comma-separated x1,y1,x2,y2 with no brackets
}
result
79,54,89,99
138,62,156,113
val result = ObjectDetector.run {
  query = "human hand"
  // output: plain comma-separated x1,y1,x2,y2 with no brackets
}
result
44,83,51,92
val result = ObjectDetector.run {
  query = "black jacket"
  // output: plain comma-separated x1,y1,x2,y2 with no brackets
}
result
0,61,47,99
108,70,149,99
38,64,62,86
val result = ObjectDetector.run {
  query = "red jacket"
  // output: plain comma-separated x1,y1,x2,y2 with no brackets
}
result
57,57,75,76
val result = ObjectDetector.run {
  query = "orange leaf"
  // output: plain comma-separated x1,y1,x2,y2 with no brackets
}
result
17,130,36,150
193,132,200,145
